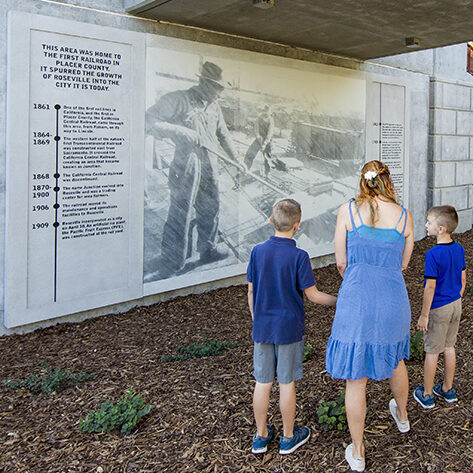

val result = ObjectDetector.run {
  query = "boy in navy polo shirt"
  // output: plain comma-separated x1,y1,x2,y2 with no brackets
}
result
247,199,337,454
414,205,466,409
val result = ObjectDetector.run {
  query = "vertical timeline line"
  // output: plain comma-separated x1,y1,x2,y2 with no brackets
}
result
53,104,61,302
379,84,382,159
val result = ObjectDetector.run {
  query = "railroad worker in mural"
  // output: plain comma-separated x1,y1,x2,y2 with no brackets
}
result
244,105,275,177
146,61,243,279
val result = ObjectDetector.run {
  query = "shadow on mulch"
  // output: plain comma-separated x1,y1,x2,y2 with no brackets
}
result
0,231,472,473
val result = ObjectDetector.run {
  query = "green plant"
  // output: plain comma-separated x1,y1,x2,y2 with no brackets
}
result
79,388,152,435
317,389,346,431
410,330,424,362
303,344,312,362
466,285,473,296
161,339,236,362
3,361,91,394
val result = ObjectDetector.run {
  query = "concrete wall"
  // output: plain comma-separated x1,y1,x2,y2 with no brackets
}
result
0,0,437,334
375,44,473,232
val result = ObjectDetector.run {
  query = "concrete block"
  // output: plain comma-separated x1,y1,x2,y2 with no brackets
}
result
443,83,471,110
440,186,469,210
429,162,455,187
428,135,442,161
456,161,473,185
441,135,469,161
430,80,443,108
456,110,473,135
456,208,473,233
430,108,456,135
429,188,441,206
433,43,473,83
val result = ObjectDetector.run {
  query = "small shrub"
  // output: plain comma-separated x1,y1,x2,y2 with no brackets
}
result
466,286,473,297
410,331,424,362
303,344,312,362
317,389,346,431
161,339,236,362
3,361,91,394
79,388,152,435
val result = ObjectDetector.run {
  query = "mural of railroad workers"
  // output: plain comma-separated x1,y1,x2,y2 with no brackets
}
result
244,105,275,177
145,61,244,280
144,42,366,288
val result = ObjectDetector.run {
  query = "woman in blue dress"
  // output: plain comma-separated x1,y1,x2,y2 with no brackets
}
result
326,160,414,472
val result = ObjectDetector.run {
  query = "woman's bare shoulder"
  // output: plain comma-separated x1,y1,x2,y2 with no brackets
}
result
338,200,352,213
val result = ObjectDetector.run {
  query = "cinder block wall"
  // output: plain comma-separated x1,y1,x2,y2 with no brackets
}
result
429,76,473,231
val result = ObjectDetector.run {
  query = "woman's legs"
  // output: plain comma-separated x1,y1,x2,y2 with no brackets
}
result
345,378,368,459
389,360,409,421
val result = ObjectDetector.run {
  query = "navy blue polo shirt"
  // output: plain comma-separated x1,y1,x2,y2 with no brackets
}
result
247,236,315,344
424,241,466,309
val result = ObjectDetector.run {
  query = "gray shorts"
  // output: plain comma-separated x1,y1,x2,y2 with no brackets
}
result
424,298,462,354
253,340,304,384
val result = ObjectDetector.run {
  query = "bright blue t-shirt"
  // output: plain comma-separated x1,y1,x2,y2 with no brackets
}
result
246,236,315,344
424,241,466,309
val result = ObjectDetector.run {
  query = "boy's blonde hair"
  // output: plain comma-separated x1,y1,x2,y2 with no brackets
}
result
428,205,459,234
271,199,301,232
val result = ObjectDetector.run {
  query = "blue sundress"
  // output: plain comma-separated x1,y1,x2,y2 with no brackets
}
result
326,200,411,381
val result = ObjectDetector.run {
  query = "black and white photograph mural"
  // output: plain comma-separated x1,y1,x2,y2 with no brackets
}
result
143,38,366,289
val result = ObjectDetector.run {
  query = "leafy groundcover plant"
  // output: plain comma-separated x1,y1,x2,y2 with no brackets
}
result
3,361,91,394
317,389,347,431
410,330,424,362
303,344,312,362
79,388,152,435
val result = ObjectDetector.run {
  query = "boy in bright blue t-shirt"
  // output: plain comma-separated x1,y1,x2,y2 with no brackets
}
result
247,199,337,455
414,205,466,409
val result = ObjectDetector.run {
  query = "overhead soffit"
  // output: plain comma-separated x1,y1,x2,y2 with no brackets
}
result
125,0,473,60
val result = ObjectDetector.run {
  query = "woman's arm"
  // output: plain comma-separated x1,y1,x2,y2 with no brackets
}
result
401,209,414,271
334,203,349,278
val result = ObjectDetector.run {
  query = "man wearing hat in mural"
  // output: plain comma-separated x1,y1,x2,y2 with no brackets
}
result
146,61,243,279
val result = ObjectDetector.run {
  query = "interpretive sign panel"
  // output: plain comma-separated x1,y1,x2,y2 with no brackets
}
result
5,12,145,327
366,76,409,204
6,14,409,329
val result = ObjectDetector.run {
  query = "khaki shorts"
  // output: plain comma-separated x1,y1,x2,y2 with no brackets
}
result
424,299,462,354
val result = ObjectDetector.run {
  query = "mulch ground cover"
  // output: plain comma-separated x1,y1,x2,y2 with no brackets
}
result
0,230,472,473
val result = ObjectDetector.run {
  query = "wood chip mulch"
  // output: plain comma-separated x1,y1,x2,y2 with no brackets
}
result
0,230,472,473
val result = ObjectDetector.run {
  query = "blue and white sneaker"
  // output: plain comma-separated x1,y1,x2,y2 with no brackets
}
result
433,382,458,403
413,385,435,409
252,424,273,454
279,426,310,455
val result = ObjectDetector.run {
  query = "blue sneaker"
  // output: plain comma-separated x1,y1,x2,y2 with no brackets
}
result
252,424,273,454
413,385,435,409
433,382,458,403
279,426,310,455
